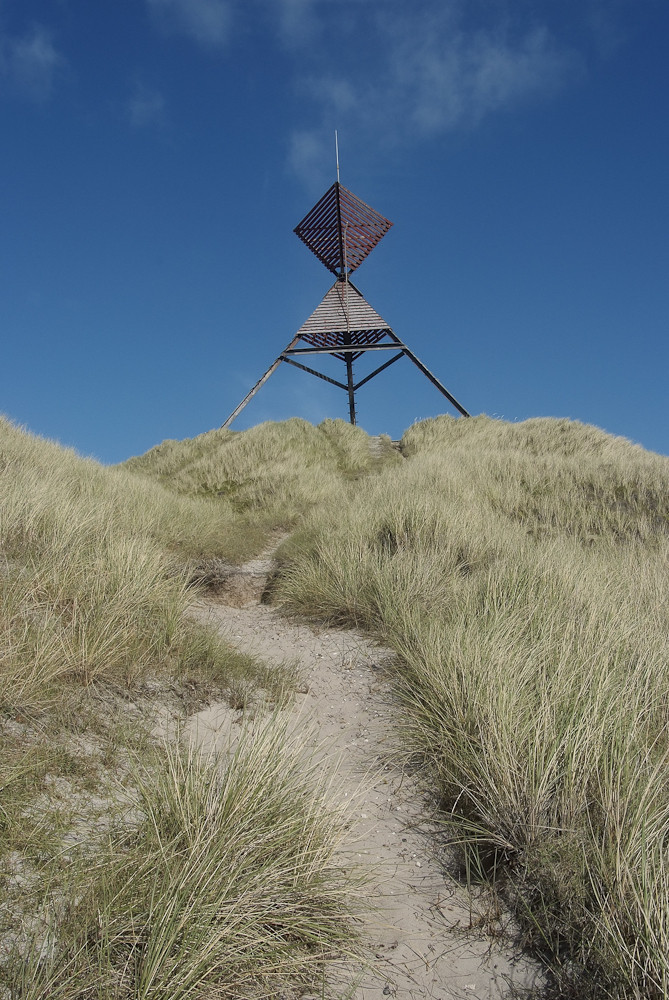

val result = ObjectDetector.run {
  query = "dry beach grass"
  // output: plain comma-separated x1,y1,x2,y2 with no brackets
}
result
2,412,668,997
0,416,377,997
272,415,669,997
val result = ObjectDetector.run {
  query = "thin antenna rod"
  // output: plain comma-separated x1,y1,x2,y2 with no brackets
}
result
335,130,340,183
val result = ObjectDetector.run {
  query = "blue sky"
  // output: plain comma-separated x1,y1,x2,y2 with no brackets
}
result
1,0,667,463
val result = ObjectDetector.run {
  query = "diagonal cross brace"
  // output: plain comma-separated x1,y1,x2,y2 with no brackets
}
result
221,332,469,428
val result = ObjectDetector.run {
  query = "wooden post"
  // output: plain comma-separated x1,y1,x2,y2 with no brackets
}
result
346,353,356,424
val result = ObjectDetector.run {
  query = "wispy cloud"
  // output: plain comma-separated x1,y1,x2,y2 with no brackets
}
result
305,11,580,137
584,0,626,59
389,20,579,135
270,0,322,48
127,83,166,128
135,0,616,192
287,129,331,193
0,25,65,101
147,0,232,48
284,2,584,187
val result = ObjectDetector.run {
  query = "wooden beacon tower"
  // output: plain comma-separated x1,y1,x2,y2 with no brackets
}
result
222,175,469,428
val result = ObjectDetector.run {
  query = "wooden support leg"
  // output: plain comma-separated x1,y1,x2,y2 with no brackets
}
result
221,335,300,429
400,346,470,417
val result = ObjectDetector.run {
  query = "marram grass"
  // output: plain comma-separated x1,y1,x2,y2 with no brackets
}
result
273,414,669,998
3,722,361,999
5,410,669,997
1,415,379,998
0,414,256,711
123,416,399,526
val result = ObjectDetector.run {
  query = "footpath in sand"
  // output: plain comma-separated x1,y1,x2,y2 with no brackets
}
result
188,561,543,999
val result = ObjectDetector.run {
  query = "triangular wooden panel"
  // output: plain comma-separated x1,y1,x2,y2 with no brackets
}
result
294,182,393,275
296,281,391,344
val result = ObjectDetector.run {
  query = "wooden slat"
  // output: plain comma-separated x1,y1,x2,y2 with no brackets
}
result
296,281,391,343
294,182,392,274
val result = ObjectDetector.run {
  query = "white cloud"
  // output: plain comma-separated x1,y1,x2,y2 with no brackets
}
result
307,75,357,116
313,13,579,138
584,0,626,59
272,0,321,47
136,0,605,191
283,2,584,184
288,128,330,192
0,25,65,101
392,22,579,135
147,0,232,48
127,83,166,127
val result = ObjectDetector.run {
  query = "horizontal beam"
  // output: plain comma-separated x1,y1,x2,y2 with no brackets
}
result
285,343,405,356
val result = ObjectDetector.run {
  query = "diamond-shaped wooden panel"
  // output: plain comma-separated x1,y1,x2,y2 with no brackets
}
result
294,182,393,275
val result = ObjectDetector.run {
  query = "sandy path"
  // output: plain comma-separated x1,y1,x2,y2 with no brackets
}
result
187,592,542,1000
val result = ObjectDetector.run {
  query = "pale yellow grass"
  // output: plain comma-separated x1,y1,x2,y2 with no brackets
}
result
0,416,254,709
1,415,372,998
7,410,668,997
4,722,360,999
124,416,399,526
274,414,669,998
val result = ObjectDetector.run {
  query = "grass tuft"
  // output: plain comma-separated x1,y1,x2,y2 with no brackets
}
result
2,724,360,998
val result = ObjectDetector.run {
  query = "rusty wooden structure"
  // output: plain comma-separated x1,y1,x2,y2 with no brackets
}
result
222,179,469,428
